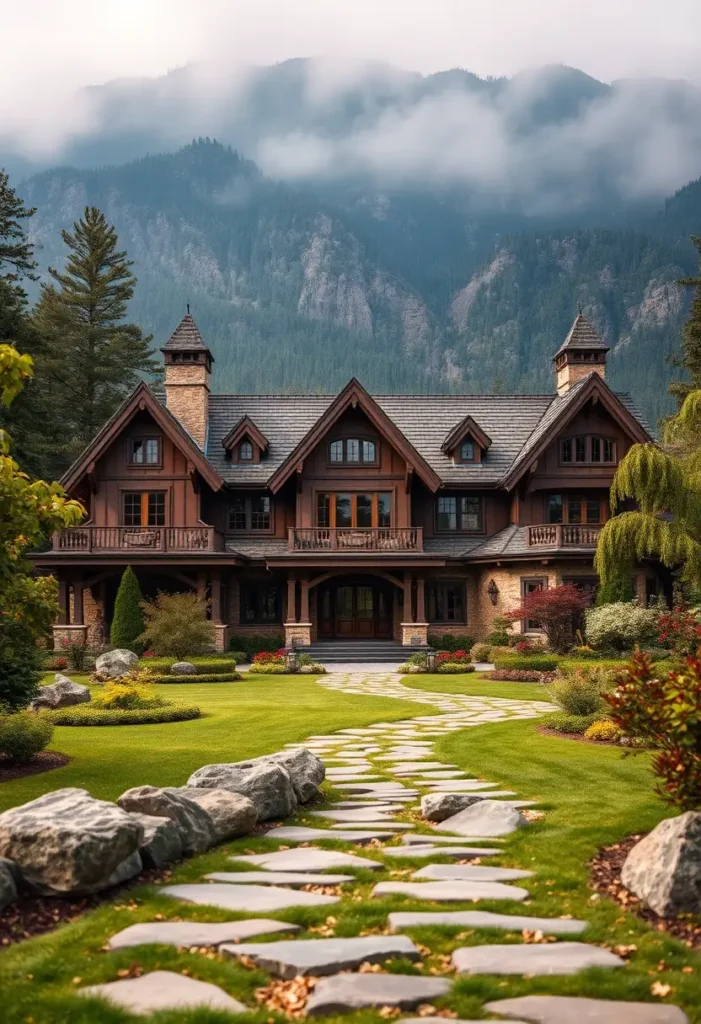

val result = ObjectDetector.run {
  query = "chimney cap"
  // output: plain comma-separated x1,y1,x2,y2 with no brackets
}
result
553,312,609,361
161,312,211,354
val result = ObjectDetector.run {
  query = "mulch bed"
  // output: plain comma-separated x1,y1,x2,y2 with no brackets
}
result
591,834,701,949
537,725,615,745
0,751,71,783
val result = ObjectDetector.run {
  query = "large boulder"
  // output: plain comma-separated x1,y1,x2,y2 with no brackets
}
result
117,786,214,856
0,788,143,894
95,649,138,679
29,674,91,711
421,792,485,822
128,813,183,869
262,748,325,804
170,662,197,676
187,761,297,821
175,788,257,841
0,857,18,910
621,811,701,916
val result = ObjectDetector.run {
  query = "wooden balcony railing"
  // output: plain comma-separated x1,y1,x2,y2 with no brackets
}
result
527,524,603,548
52,525,225,553
288,527,423,552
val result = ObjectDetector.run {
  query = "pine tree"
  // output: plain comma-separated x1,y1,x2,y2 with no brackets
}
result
0,169,37,290
31,207,158,464
110,567,145,651
669,236,701,409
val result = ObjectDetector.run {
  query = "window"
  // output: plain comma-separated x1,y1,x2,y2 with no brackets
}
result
228,495,272,531
427,582,465,623
521,577,546,631
239,440,253,461
563,576,599,604
436,495,482,532
460,440,475,461
560,436,616,465
122,491,165,527
327,438,377,463
547,494,605,525
130,437,161,465
316,492,392,528
240,583,281,624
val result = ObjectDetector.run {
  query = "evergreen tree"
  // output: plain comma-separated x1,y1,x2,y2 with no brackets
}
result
669,236,701,409
110,567,145,651
0,169,37,290
31,207,158,464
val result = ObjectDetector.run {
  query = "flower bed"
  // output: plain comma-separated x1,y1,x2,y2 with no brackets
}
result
437,662,475,674
483,669,545,682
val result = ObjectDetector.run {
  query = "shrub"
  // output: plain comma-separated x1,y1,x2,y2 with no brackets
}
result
584,719,622,742
470,643,492,663
545,711,603,734
436,649,471,664
44,656,69,671
585,602,660,653
483,670,545,682
657,606,701,659
253,663,290,675
399,663,423,674
407,652,429,668
110,567,145,652
146,671,240,684
0,712,54,763
507,584,589,653
570,645,600,659
139,591,215,659
228,634,285,659
253,650,285,664
494,655,559,671
139,657,239,674
298,663,325,674
485,616,513,646
0,617,44,711
93,680,166,710
605,650,701,810
430,633,475,653
438,662,476,674
60,636,88,671
48,705,201,726
548,665,613,716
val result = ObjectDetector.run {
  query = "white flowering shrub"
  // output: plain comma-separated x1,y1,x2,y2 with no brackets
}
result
584,602,660,653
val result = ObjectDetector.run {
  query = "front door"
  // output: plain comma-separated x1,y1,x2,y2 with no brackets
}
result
318,583,392,638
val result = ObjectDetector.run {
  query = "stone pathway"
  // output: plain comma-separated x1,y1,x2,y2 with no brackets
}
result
92,669,689,1022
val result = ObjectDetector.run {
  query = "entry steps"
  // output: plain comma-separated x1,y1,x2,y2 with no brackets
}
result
297,640,431,664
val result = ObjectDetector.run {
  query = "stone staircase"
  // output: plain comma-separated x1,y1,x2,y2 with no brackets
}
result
300,639,428,663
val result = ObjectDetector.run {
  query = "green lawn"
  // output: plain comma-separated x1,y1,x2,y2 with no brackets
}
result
402,672,548,702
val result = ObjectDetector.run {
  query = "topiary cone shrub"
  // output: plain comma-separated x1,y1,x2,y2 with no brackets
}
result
110,566,145,652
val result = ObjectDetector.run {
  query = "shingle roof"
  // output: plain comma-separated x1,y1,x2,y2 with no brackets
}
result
468,524,605,560
161,313,208,351
554,313,609,357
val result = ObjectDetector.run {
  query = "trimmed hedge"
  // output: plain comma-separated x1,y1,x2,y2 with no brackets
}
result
146,672,241,684
229,634,285,659
140,657,242,672
429,633,475,653
543,711,603,734
251,663,289,675
437,663,476,674
494,655,559,671
47,705,201,726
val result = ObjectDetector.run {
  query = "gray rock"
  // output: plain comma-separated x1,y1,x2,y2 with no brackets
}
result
259,748,325,803
162,882,339,912
413,864,533,881
117,786,214,855
206,870,354,887
484,995,689,1023
306,973,451,1016
128,813,182,868
29,674,91,710
621,811,701,916
94,649,138,679
0,857,18,910
230,849,382,871
388,910,588,935
421,793,486,821
170,661,197,675
79,970,246,1015
0,788,142,894
108,918,299,950
383,845,503,859
263,825,396,843
452,941,623,975
373,880,529,901
433,800,528,837
175,787,257,841
222,935,419,978
186,760,297,821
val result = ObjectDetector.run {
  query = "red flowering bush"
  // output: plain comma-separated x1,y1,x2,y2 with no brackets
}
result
605,649,701,810
436,649,470,665
658,606,701,660
506,584,589,654
253,649,289,665
44,656,69,671
143,650,155,658
515,641,535,655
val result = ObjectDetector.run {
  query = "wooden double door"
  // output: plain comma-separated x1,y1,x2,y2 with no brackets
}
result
318,581,392,639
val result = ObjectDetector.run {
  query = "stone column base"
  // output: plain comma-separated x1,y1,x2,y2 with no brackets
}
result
213,623,229,653
284,622,312,647
401,622,429,646
52,624,89,652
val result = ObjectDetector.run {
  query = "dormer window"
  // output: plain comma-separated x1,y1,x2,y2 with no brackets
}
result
129,437,161,466
460,440,475,461
441,416,491,465
239,440,253,461
328,438,377,464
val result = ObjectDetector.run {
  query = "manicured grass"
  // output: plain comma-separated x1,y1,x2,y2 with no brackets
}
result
402,671,549,702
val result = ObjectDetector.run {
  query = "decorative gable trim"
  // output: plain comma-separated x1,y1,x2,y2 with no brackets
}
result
61,382,224,493
441,415,493,457
502,373,653,491
221,416,270,455
267,377,442,494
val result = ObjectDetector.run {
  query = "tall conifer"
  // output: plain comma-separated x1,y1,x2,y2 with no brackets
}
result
110,567,145,651
669,236,701,409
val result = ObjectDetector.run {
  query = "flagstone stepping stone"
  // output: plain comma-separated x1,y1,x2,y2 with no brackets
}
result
330,822,408,831
388,910,588,935
263,826,396,843
372,880,529,901
402,833,504,845
414,864,533,881
332,801,404,810
399,1020,527,1024
107,918,299,950
326,767,376,776
206,871,355,887
434,801,527,837
426,789,517,800
79,970,246,1014
221,934,420,978
305,973,452,1016
388,762,458,771
452,941,624,975
383,846,503,859
229,849,382,872
325,774,383,782
398,771,467,780
338,783,418,794
424,780,502,791
162,882,339,911
485,996,688,1023
310,808,399,822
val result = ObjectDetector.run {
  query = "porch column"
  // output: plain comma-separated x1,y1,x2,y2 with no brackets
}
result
416,576,426,623
284,575,311,647
196,572,207,604
401,571,428,647
57,578,69,625
286,576,297,623
72,577,84,625
210,571,228,651
300,576,310,623
403,572,414,623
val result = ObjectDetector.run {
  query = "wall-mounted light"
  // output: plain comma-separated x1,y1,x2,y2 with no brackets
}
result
487,579,499,606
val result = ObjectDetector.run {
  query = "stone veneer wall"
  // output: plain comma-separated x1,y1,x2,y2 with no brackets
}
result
67,587,106,649
164,363,209,449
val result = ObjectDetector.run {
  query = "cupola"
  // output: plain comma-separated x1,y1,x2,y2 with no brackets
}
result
553,312,609,395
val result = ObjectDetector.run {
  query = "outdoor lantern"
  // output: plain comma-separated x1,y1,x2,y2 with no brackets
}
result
487,579,499,606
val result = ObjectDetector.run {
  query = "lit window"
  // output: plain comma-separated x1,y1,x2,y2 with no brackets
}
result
460,440,474,461
239,440,253,461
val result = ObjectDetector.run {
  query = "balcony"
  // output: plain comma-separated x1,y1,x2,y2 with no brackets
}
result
288,527,423,552
52,525,225,554
527,524,603,548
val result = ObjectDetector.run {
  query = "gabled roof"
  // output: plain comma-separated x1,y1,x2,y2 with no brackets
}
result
502,372,653,490
161,312,210,352
554,312,609,359
441,414,493,454
266,378,443,494
61,382,224,493
221,415,269,454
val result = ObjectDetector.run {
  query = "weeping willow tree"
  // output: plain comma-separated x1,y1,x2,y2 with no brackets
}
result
595,391,701,589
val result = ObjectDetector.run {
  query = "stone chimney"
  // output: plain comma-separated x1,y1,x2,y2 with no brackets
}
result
553,312,609,395
161,312,213,449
